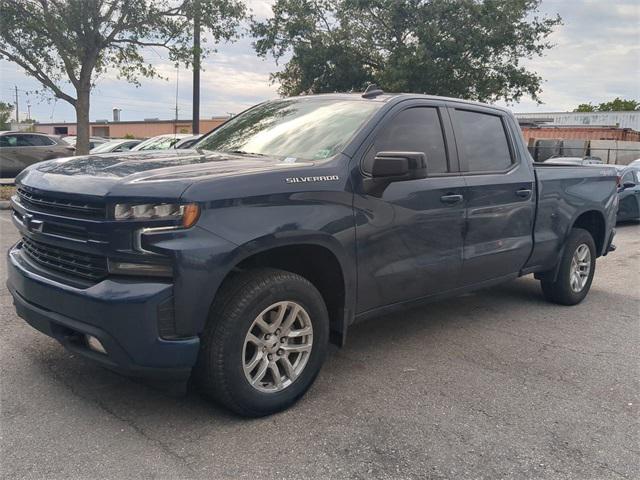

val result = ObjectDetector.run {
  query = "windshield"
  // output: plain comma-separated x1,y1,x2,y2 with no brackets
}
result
133,136,181,151
91,141,123,153
196,98,381,161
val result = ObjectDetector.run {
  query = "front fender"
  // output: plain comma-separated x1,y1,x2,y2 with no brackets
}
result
206,230,356,340
147,225,356,338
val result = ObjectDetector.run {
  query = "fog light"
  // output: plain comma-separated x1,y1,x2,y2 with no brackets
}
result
107,259,173,277
86,335,107,355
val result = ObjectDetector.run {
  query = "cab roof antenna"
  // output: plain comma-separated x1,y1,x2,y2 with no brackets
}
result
362,84,384,99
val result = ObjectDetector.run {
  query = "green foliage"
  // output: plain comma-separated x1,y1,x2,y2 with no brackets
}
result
0,101,14,129
573,98,639,112
595,98,639,112
123,133,135,139
0,0,246,153
574,103,596,112
253,0,561,103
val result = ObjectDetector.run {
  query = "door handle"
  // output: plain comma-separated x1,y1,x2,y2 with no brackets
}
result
440,194,463,204
515,188,532,198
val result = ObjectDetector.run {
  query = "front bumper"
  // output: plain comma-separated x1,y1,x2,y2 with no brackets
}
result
7,244,199,380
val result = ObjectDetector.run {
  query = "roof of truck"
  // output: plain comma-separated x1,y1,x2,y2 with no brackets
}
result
285,91,513,114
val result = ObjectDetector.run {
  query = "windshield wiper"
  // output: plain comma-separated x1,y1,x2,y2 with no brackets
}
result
228,150,267,157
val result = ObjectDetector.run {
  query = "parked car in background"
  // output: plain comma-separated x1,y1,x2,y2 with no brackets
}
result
131,134,191,151
0,132,75,178
174,135,203,149
627,159,640,168
90,139,141,154
62,136,108,150
614,165,640,222
545,156,604,166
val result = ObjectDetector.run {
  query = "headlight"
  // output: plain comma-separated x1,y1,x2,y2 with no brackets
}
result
114,203,200,228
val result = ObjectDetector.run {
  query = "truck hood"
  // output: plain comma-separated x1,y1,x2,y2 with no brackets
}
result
17,149,311,200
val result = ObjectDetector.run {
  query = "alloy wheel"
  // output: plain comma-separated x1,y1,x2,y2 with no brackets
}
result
570,243,591,293
242,301,313,393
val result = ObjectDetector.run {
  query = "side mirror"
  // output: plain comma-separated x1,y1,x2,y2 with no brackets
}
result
364,151,427,196
370,151,427,180
622,181,636,189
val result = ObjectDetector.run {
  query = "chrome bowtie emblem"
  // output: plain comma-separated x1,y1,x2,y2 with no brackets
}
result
23,213,44,233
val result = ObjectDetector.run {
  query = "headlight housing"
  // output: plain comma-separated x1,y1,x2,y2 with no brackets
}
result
113,203,200,228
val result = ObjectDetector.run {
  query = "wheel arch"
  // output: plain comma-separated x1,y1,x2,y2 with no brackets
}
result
209,233,355,347
535,208,607,283
571,209,606,257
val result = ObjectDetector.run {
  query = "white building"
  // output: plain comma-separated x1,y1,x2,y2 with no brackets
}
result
515,111,640,130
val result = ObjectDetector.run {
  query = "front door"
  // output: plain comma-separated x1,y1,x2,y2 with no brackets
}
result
449,106,536,286
353,102,466,314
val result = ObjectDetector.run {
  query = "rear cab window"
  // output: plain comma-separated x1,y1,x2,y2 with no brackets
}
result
452,109,514,173
362,106,450,175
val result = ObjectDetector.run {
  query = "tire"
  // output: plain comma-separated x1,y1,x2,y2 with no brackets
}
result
540,228,596,305
194,268,329,417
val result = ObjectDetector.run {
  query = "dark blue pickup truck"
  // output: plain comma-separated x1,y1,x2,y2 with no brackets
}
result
7,91,618,416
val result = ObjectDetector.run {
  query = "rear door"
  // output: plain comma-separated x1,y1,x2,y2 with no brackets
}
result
449,106,535,286
353,100,466,313
21,134,57,161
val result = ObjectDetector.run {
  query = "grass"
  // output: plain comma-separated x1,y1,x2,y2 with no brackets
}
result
0,185,16,201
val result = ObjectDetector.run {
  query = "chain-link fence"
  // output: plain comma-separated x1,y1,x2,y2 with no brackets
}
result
527,139,640,165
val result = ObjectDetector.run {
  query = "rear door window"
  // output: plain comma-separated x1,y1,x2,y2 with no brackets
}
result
363,107,449,174
23,135,55,146
15,135,35,147
454,110,513,172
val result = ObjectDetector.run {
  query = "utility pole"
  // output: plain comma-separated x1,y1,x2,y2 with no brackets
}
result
14,85,19,122
175,64,179,134
192,0,200,134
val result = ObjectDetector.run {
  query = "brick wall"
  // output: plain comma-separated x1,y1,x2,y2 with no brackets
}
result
521,126,640,143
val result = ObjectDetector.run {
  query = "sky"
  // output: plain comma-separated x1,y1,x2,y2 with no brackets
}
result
0,0,638,123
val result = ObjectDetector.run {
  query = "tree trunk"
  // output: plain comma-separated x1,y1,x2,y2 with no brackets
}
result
74,87,91,155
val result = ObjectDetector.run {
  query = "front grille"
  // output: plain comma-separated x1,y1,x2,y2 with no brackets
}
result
17,188,106,218
21,236,108,281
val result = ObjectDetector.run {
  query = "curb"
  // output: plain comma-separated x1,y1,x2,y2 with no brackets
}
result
0,201,11,210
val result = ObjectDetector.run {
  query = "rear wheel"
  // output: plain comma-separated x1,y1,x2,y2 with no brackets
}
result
540,228,596,305
194,268,329,417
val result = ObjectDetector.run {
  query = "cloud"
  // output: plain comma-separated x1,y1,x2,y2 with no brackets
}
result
1,0,638,121
501,0,640,112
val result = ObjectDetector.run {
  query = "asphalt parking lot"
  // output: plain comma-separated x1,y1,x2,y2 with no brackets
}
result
0,210,638,480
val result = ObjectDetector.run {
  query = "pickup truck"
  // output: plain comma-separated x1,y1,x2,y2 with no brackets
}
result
7,91,618,416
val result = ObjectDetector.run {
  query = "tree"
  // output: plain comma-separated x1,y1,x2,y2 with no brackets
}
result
0,101,13,129
574,103,596,112
253,0,561,103
595,98,639,112
0,0,245,154
573,98,639,112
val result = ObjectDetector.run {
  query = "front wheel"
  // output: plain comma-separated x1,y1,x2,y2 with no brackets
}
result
540,228,596,305
194,268,329,417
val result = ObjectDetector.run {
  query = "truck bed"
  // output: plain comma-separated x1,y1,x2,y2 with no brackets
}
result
525,162,618,271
